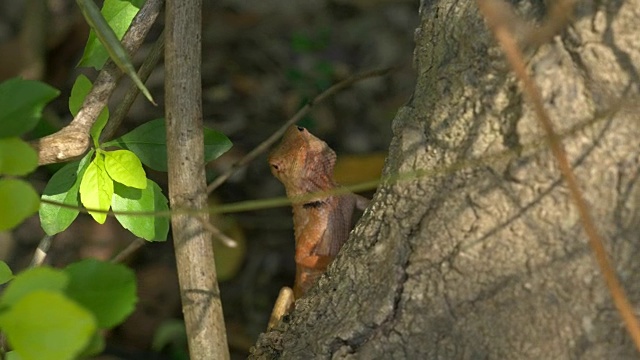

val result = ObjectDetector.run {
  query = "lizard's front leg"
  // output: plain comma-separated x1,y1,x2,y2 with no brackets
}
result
267,254,331,329
266,221,328,329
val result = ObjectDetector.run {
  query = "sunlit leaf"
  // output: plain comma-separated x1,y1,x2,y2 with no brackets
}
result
103,149,146,189
79,153,113,224
0,291,96,360
112,179,169,241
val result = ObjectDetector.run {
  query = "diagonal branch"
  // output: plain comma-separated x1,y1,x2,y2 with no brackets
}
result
32,0,164,165
206,67,396,194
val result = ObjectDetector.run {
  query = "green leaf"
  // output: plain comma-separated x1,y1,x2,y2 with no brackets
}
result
0,261,14,285
0,267,68,307
39,152,93,235
76,331,105,358
103,118,166,171
0,291,96,360
69,75,109,147
90,107,110,147
64,259,136,329
78,0,144,70
69,75,91,116
112,179,169,241
0,78,59,138
0,138,38,176
79,153,113,224
103,149,146,189
0,179,40,231
152,319,186,351
104,118,233,172
5,351,21,360
203,127,233,164
76,0,155,103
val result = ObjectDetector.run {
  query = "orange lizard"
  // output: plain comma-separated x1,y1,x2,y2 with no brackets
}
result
267,125,369,327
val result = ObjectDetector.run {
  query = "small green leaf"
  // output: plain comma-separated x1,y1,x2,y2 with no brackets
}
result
152,319,186,351
0,138,38,176
112,179,169,241
40,152,93,235
0,78,59,138
79,153,113,224
0,261,14,285
78,0,144,70
77,331,105,358
104,118,232,172
103,119,166,170
103,149,146,189
90,108,110,147
5,351,21,360
69,75,109,147
69,75,91,116
0,179,39,231
0,267,68,307
203,127,233,164
0,291,96,360
64,259,137,329
76,0,155,103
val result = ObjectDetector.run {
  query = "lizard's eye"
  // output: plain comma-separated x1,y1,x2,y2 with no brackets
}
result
271,164,279,170
296,126,305,132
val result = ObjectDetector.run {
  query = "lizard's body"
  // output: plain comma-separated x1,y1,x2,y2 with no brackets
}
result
269,125,369,301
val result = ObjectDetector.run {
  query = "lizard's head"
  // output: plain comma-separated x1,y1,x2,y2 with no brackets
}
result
268,125,336,195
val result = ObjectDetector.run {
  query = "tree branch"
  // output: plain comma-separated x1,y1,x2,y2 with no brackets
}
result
33,0,164,165
165,0,229,358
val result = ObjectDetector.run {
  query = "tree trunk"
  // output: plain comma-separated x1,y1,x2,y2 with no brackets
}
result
251,1,640,358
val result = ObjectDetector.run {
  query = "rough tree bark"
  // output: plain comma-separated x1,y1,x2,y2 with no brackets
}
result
251,1,640,358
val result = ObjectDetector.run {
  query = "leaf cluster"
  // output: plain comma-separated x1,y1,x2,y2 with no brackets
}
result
0,260,136,360
0,78,59,231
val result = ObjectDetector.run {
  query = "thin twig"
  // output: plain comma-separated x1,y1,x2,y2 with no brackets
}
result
206,66,397,194
110,238,146,263
200,219,238,248
101,31,165,142
29,235,53,267
478,0,640,351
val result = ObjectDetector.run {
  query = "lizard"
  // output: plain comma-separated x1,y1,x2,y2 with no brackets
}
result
267,125,369,328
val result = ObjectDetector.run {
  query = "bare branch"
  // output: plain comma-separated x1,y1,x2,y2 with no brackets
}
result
110,238,146,264
29,235,53,267
165,0,230,357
